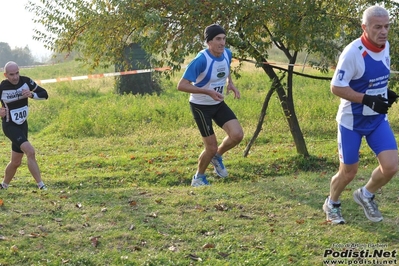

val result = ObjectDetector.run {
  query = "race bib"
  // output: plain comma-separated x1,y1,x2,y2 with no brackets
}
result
10,106,29,125
210,82,225,94
362,87,387,116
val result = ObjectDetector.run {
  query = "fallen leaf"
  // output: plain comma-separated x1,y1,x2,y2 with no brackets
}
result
239,214,253,220
0,235,8,240
296,219,305,224
0,199,3,206
202,243,215,249
101,208,107,212
146,212,157,218
128,224,135,230
38,225,47,232
186,254,202,261
168,245,177,252
218,252,230,258
214,203,228,211
10,245,18,253
28,233,41,238
155,199,162,204
129,200,137,206
90,236,100,247
76,203,82,208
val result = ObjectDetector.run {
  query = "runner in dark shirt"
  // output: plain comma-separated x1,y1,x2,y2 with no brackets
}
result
0,61,48,190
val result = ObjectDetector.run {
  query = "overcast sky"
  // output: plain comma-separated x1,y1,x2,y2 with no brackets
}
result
1,0,50,61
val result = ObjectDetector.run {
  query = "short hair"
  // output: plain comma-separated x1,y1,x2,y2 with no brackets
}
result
4,61,18,73
362,6,389,25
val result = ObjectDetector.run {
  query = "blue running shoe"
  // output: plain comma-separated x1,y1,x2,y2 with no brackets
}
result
191,175,210,187
210,156,228,178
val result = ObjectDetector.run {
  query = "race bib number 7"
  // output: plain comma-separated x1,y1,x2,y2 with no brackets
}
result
10,106,29,125
211,82,225,94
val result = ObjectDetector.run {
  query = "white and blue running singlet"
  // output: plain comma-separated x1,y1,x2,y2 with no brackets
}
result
182,48,232,105
331,37,390,131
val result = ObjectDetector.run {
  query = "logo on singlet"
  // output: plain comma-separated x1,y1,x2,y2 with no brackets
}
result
337,69,345,81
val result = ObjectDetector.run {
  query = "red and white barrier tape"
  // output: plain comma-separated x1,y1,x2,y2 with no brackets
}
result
35,67,170,85
25,63,399,86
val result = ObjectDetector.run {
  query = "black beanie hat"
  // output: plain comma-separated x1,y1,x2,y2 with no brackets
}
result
204,24,226,42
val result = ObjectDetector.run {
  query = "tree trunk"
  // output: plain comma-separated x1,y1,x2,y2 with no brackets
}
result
115,43,161,95
244,61,309,157
276,84,309,156
243,76,280,157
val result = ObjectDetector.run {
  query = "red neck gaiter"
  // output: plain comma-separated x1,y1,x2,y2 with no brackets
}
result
361,33,385,53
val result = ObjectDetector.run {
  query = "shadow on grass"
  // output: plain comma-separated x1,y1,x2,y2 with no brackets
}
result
231,154,338,182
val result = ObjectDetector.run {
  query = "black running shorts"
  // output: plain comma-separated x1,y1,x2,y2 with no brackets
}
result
189,101,237,137
2,121,28,153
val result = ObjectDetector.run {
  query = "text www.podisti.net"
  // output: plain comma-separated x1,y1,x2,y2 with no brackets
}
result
323,249,397,265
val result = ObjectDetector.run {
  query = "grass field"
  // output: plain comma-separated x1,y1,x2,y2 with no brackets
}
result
0,60,398,265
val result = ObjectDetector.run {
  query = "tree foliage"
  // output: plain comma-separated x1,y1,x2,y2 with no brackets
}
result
28,0,399,71
27,0,399,155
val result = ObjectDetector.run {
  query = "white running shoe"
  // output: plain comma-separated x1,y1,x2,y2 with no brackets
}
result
353,188,383,222
323,197,345,224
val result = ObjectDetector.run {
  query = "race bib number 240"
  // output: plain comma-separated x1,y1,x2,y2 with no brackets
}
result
10,106,29,125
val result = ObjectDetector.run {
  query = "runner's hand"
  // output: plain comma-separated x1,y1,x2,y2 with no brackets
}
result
387,89,399,105
362,94,391,114
209,90,224,101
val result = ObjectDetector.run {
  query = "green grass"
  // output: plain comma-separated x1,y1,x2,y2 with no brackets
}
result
0,61,398,265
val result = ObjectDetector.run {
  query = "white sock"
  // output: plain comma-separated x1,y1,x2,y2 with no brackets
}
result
328,196,340,205
37,181,45,188
362,187,373,198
